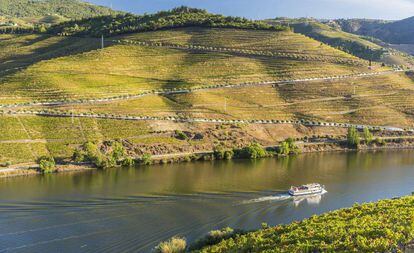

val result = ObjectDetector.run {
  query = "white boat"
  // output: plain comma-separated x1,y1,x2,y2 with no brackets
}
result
288,183,325,196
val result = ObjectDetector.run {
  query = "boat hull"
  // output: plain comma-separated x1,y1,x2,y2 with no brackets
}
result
289,188,324,196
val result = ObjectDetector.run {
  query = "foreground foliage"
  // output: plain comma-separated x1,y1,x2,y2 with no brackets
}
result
155,237,187,253
195,196,414,252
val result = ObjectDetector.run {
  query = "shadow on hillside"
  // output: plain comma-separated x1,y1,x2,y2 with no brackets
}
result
0,35,108,78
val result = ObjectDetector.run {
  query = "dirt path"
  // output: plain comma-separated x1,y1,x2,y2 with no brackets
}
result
0,70,403,109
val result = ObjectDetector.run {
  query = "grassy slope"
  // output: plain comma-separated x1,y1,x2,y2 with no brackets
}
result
1,27,414,164
0,115,152,164
118,27,362,60
195,196,414,253
0,28,366,103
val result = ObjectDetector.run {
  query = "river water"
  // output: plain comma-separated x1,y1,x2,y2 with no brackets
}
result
1,150,414,252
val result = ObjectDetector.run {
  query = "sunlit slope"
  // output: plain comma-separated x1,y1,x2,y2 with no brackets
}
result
0,28,370,104
0,115,152,163
57,72,414,127
1,27,414,165
119,27,361,60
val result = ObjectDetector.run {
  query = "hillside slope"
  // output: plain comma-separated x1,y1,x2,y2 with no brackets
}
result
2,17,414,166
328,17,414,45
0,26,385,164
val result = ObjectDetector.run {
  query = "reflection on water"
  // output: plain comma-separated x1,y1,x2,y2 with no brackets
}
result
0,150,414,252
293,190,327,206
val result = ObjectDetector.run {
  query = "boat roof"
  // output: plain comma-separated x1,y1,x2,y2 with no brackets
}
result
293,183,321,187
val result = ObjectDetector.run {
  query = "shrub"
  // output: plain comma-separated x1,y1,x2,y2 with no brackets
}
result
213,147,226,160
278,138,300,156
363,127,374,145
190,227,239,250
213,147,234,160
140,154,152,165
374,138,386,146
154,236,186,253
347,126,360,148
175,130,188,140
223,150,234,160
236,143,267,159
72,148,85,163
122,157,135,167
111,141,125,161
38,156,56,174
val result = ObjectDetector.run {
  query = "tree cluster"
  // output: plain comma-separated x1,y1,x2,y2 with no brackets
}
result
47,6,289,37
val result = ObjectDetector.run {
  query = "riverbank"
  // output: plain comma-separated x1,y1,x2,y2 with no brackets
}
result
2,136,414,179
190,195,414,252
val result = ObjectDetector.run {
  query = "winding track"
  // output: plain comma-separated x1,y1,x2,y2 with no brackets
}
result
0,69,403,109
2,109,410,132
113,39,365,65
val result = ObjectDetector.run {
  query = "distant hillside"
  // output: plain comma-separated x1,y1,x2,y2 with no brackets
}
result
0,0,120,20
327,18,414,45
48,7,289,37
267,18,385,61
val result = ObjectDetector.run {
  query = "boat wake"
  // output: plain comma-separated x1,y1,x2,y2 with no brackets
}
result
242,189,328,205
241,193,292,204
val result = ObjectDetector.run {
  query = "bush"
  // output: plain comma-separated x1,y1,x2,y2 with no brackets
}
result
140,154,152,165
38,156,56,174
223,150,234,160
72,148,85,163
236,143,267,159
175,130,188,140
122,157,135,167
190,227,239,250
277,138,300,156
347,126,360,148
213,147,234,160
374,138,386,146
154,236,186,253
110,141,125,161
363,127,374,145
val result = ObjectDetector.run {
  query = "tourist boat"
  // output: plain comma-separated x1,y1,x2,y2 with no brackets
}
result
288,183,325,196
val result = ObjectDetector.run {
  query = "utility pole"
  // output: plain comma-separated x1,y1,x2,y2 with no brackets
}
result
71,106,74,124
101,35,104,49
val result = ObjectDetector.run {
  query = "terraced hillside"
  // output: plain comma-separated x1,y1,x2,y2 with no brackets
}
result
1,26,412,165
0,28,370,104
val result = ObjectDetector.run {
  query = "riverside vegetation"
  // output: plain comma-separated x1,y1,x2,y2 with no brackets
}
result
70,138,301,170
154,196,414,253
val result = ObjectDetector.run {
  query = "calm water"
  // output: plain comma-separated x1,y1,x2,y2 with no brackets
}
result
1,150,414,252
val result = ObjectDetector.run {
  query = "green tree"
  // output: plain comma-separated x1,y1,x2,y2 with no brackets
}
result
363,127,374,145
278,138,300,155
140,154,152,165
122,157,135,167
238,143,267,159
111,141,125,161
347,126,360,148
38,156,56,174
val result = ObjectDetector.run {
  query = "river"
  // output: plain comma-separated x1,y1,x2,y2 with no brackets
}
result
1,150,414,252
